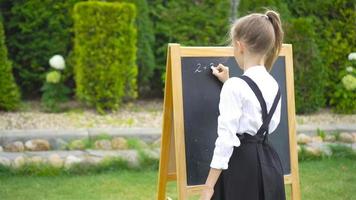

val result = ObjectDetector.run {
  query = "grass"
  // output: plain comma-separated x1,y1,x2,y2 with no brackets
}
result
0,158,355,200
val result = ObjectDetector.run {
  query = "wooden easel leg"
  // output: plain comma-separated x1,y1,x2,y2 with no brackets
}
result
291,179,301,200
157,46,174,200
157,127,170,200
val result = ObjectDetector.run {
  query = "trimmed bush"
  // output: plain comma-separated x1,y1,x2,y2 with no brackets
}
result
73,1,137,114
284,18,326,113
0,20,21,111
0,0,81,97
92,0,155,96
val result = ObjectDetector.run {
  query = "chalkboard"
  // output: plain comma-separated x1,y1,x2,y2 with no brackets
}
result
157,44,300,200
181,56,290,186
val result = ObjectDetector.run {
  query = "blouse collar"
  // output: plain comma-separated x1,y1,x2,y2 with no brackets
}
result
242,65,267,75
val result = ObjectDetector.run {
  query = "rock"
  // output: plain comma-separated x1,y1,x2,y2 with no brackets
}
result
122,151,140,167
13,156,26,168
68,139,86,150
308,142,332,156
64,155,82,169
324,135,336,142
304,146,321,157
4,141,25,152
0,157,11,167
142,149,160,160
297,145,301,153
339,132,354,143
83,156,102,165
29,156,44,165
48,154,64,168
297,134,312,145
0,146,3,152
95,139,112,150
311,136,323,143
25,139,51,151
111,137,128,150
53,139,68,150
352,133,356,143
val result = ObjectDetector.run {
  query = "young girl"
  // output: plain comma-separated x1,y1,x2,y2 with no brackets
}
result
200,10,285,200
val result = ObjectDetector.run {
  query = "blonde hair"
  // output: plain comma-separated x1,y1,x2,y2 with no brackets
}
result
229,10,284,71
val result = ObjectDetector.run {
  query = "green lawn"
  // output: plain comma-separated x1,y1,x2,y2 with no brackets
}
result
0,158,355,200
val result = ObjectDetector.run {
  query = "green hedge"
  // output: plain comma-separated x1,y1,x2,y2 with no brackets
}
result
73,1,137,113
91,0,155,97
238,0,292,19
0,20,21,111
285,0,356,112
0,0,81,98
148,0,231,96
284,18,326,113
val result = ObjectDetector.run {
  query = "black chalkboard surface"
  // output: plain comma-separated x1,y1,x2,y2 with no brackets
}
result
181,56,290,186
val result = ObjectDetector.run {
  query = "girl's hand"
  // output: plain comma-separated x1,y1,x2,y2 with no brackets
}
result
199,187,214,200
211,64,229,83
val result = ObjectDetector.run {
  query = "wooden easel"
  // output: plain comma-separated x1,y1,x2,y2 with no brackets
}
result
156,43,301,200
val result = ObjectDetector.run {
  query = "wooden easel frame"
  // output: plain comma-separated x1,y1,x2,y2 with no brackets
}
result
157,43,300,200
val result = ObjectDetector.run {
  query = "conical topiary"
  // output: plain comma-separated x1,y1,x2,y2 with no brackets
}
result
0,21,21,111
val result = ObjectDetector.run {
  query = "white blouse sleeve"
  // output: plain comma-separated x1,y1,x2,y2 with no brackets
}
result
210,78,243,170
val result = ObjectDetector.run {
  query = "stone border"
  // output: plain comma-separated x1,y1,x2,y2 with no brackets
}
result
0,128,161,146
1,124,356,146
0,148,160,169
297,124,356,134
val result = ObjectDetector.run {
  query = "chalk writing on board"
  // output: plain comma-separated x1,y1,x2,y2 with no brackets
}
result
194,63,215,73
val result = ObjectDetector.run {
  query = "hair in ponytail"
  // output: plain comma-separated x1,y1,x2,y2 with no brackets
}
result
264,10,284,71
229,9,284,71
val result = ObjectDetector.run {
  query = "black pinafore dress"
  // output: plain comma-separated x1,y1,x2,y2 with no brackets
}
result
212,75,286,200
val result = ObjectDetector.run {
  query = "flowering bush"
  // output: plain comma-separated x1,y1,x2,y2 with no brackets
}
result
329,53,356,114
49,55,66,70
46,71,61,84
40,55,70,112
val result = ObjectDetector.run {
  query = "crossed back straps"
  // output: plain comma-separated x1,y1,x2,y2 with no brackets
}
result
239,75,281,142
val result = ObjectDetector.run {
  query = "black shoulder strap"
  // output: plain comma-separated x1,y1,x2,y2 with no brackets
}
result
239,75,268,121
239,75,281,137
256,88,281,136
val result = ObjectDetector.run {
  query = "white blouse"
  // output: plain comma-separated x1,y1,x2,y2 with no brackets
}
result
210,65,282,170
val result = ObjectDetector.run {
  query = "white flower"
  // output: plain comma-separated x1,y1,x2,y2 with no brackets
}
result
342,74,356,91
346,66,353,73
49,55,65,70
348,52,356,61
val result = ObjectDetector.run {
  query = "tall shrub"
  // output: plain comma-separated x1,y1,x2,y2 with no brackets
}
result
73,1,137,114
127,0,155,96
0,0,81,98
0,21,21,111
94,0,155,96
284,18,326,113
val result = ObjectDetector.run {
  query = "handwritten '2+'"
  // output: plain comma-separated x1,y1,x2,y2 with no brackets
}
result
194,63,215,73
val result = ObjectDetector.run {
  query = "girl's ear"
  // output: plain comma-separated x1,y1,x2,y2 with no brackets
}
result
236,40,244,54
